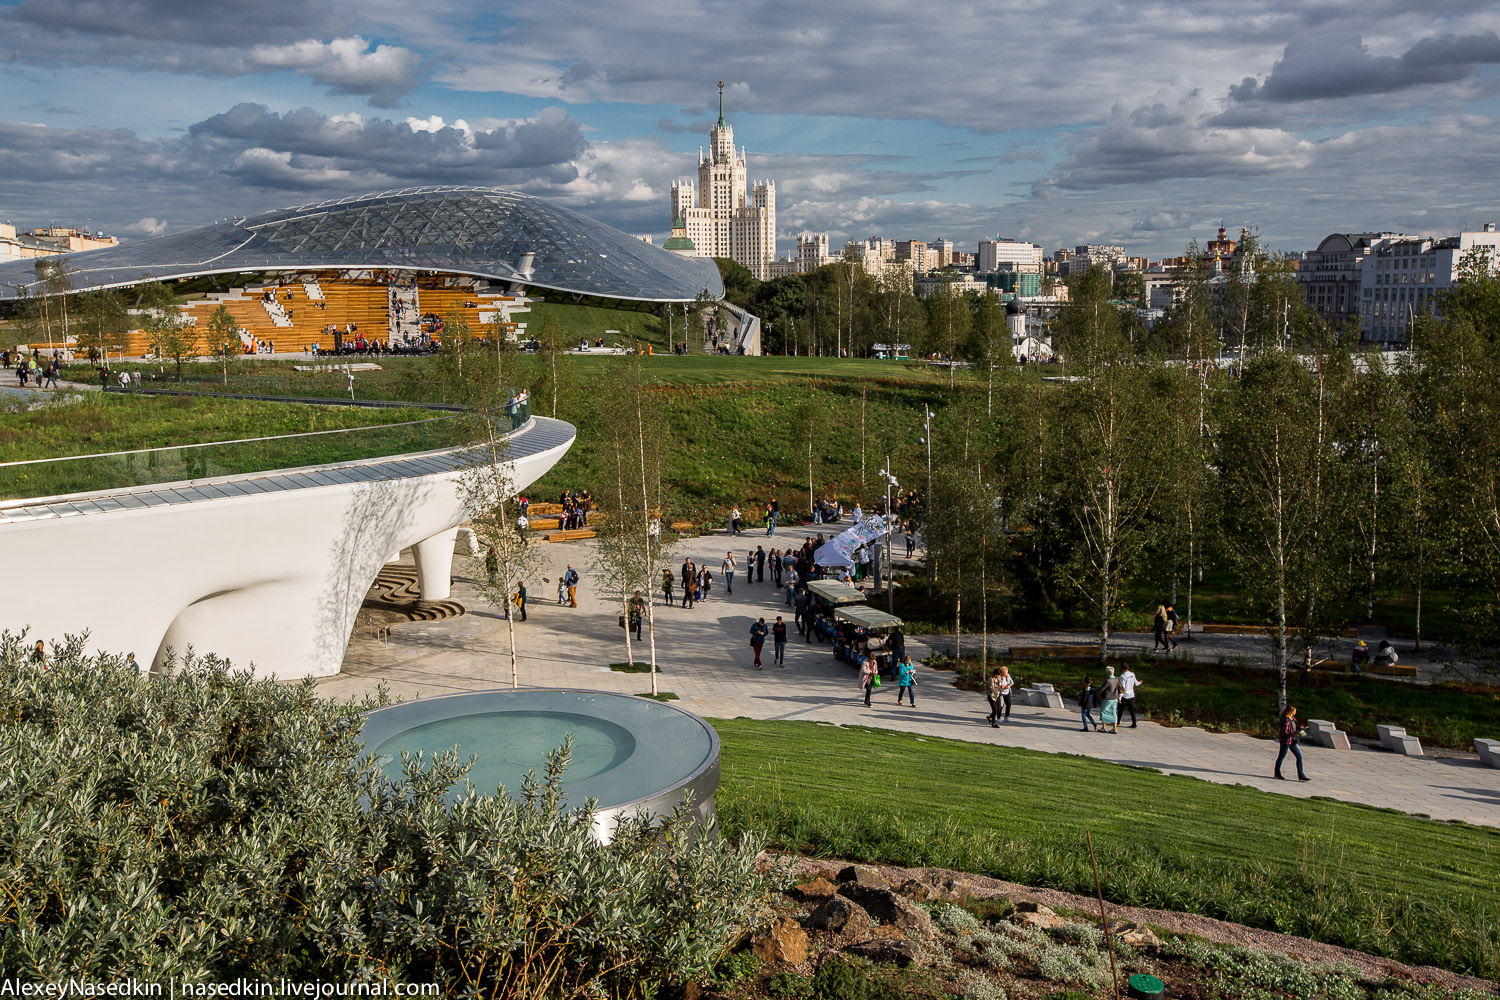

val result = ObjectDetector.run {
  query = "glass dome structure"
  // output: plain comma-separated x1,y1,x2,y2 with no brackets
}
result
0,187,723,303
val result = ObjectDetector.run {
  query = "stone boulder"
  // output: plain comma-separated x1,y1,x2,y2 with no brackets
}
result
806,894,876,940
1113,921,1163,951
838,885,937,939
1013,900,1055,915
897,878,943,903
752,917,811,966
790,877,839,901
1012,910,1070,931
845,937,921,966
835,864,891,890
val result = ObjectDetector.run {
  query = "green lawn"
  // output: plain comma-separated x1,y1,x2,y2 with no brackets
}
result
709,718,1500,978
0,393,470,498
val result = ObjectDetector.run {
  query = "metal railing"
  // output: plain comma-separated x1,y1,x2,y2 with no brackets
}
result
1,390,532,502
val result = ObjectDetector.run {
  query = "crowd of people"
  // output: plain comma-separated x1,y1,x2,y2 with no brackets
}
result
7,350,61,388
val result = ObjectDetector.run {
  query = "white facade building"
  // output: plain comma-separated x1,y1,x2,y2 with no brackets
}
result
978,238,1043,274
1360,223,1500,343
669,88,777,280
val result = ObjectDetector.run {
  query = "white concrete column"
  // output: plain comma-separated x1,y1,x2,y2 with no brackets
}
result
411,527,460,601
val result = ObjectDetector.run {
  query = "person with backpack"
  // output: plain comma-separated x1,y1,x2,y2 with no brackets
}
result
771,616,788,666
563,565,580,608
895,654,918,706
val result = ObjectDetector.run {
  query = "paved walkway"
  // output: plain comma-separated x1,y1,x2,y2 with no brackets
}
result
317,523,1500,829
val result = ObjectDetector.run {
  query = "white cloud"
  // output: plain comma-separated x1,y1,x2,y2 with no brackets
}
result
243,36,426,107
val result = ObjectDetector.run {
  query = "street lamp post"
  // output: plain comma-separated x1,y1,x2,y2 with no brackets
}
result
880,456,898,614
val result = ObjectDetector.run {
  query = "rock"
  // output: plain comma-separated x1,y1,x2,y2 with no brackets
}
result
1012,910,1070,931
845,937,921,966
1013,900,1055,915
682,983,703,1000
753,917,811,966
806,894,876,940
1113,921,1163,950
835,864,891,890
897,878,942,902
918,873,972,901
791,877,839,901
838,885,937,939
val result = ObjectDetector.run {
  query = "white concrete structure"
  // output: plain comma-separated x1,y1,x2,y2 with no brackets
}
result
977,237,1043,274
669,87,777,279
2,416,574,680
1296,232,1404,333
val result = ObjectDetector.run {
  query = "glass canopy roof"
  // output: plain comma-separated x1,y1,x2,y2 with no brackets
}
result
0,187,723,303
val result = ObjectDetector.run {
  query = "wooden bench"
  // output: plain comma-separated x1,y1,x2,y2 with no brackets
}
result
1009,644,1099,660
546,529,597,542
1365,660,1417,678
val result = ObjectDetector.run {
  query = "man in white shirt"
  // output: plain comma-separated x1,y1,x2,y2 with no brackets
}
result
722,552,737,595
1118,667,1142,728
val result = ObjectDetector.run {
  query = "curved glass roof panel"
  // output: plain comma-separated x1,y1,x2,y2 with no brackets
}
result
0,187,723,303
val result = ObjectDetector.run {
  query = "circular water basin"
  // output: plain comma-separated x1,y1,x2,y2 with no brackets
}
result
360,688,720,839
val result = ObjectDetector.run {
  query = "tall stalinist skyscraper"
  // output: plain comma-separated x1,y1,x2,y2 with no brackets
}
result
669,83,777,280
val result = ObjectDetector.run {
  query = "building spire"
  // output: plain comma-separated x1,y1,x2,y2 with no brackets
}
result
717,80,725,127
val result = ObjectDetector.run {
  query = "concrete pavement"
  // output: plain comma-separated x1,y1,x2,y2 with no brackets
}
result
317,522,1500,829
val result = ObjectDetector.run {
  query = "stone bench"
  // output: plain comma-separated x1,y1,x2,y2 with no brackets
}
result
1019,683,1064,709
1475,739,1500,769
1365,660,1418,678
1304,718,1350,750
1377,724,1423,757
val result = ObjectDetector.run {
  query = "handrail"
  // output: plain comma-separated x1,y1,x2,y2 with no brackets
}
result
0,415,459,468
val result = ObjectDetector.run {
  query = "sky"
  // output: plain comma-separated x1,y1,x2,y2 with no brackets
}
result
1,0,1498,260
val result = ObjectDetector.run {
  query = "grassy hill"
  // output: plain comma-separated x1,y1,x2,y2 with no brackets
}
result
522,298,672,349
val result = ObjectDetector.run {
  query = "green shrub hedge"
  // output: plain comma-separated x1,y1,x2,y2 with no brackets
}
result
0,632,772,994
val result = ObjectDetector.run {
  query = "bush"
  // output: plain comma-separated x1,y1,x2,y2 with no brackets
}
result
0,632,774,995
766,970,814,999
811,955,899,1000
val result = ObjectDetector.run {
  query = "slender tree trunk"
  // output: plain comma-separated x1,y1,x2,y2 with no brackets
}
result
1366,460,1378,621
635,385,659,696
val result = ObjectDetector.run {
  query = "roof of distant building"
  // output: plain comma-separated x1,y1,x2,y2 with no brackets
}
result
0,186,723,303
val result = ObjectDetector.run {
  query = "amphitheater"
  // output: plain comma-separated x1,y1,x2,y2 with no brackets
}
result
0,186,723,358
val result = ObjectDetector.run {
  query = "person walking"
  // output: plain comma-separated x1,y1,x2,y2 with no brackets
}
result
1275,704,1311,781
794,585,810,637
1165,603,1180,646
699,565,713,601
556,576,567,605
682,573,697,610
772,616,788,665
995,665,1015,722
755,545,767,583
1152,602,1171,652
662,569,675,607
722,552,737,594
896,654,917,706
730,507,742,535
1099,666,1121,733
750,617,768,669
985,667,1004,728
859,654,877,707
514,581,528,621
1079,676,1100,731
905,526,915,559
1118,666,1141,728
681,557,695,601
629,591,646,640
564,565,580,608
767,499,779,536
